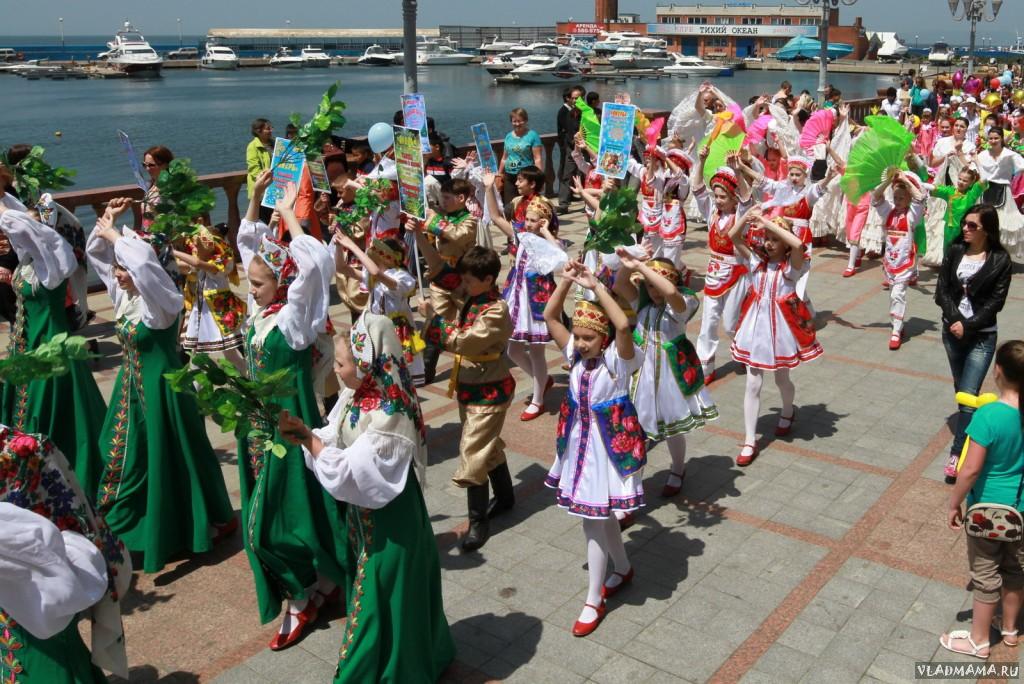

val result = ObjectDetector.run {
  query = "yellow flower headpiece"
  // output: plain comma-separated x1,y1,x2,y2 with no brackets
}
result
645,258,680,285
527,196,553,221
368,238,406,267
572,299,610,337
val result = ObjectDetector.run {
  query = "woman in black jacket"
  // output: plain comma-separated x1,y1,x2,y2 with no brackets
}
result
934,203,1013,484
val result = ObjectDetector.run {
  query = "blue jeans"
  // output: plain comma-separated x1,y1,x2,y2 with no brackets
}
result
942,329,998,457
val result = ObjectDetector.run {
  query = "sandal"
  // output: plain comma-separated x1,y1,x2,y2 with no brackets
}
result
939,629,990,659
1002,629,1019,647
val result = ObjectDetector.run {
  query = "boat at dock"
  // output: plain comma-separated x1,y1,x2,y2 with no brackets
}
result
200,43,239,70
98,21,162,75
609,39,673,70
663,54,732,77
416,37,473,65
269,47,304,68
928,42,956,66
509,51,586,84
357,45,403,66
300,46,332,68
478,36,529,55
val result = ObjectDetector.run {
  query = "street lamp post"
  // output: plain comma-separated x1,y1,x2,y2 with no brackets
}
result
402,0,418,94
177,18,182,48
796,0,858,106
58,17,64,56
948,0,1003,76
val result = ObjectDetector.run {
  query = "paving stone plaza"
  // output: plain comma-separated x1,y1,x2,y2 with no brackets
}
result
38,209,1024,683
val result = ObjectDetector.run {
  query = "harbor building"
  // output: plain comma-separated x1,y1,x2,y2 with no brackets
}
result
649,4,868,59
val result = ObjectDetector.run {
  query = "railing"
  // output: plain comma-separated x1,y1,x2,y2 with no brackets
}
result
53,104,898,236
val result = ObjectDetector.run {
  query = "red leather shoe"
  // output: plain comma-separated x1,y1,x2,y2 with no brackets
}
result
704,370,717,385
882,281,890,290
269,601,318,651
617,511,636,531
601,567,634,600
212,517,238,545
520,403,544,421
736,444,759,467
775,409,796,437
572,601,607,637
842,267,857,278
660,471,686,497
888,332,902,350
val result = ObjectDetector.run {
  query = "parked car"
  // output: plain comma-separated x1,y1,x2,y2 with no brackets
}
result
166,47,198,60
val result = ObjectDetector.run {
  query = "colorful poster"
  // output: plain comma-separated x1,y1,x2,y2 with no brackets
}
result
261,137,306,209
116,130,150,191
306,157,331,194
393,125,427,220
596,103,637,180
401,93,432,154
471,123,499,174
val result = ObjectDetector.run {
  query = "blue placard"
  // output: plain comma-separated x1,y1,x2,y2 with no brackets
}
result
262,137,306,209
471,123,499,174
401,93,432,155
596,103,637,180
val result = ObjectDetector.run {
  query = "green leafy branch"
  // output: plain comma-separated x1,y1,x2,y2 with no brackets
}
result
1,146,76,207
583,188,641,254
273,82,348,172
165,354,297,458
150,158,216,241
332,179,391,236
0,333,95,385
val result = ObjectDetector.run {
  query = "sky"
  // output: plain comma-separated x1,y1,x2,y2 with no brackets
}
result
4,0,1023,45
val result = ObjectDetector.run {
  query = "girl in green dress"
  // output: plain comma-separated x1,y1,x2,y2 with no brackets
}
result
279,313,454,683
0,426,131,684
0,206,107,498
237,180,346,651
86,198,237,574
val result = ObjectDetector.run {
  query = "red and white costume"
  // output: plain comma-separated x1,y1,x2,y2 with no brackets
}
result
365,158,402,241
873,194,925,334
571,147,605,220
730,252,823,370
693,170,751,376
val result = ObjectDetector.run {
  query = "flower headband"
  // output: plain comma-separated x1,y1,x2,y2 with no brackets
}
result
527,196,553,221
368,238,405,267
786,155,811,171
572,299,611,337
645,258,681,285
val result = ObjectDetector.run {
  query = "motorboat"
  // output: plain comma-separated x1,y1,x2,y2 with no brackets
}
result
416,37,473,65
928,42,956,66
200,43,239,70
478,35,528,55
609,39,673,70
269,47,304,68
876,36,909,62
482,52,529,75
357,44,403,66
300,46,331,67
663,54,730,76
593,31,659,56
510,51,585,84
100,21,162,75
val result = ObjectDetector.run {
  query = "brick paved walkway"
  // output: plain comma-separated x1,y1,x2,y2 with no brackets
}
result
18,208,1024,683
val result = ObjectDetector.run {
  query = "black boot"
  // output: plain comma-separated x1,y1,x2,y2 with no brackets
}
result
461,484,491,552
486,462,515,519
422,343,441,385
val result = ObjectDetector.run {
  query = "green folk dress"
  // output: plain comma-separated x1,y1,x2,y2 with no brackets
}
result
0,614,107,684
238,321,347,624
0,273,107,497
332,470,454,683
95,311,235,573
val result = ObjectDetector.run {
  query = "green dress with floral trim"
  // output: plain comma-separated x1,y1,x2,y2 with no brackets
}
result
238,322,347,624
95,312,235,573
0,272,107,499
0,614,108,684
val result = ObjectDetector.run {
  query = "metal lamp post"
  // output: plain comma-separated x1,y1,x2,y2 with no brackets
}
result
948,0,1003,76
403,0,418,93
796,0,858,106
58,17,64,56
177,18,182,48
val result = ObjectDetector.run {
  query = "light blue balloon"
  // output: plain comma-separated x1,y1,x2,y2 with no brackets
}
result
1002,71,1013,86
919,88,930,100
367,122,395,153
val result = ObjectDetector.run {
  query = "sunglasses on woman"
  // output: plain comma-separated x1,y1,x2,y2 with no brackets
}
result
962,220,981,231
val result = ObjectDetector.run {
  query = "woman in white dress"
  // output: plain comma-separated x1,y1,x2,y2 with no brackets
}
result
974,126,1024,261
543,261,644,638
922,118,976,266
728,209,823,467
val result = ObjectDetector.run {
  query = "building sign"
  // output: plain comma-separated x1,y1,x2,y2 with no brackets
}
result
563,22,607,35
647,24,817,38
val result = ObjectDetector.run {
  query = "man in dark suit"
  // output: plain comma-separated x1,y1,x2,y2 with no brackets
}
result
556,85,586,214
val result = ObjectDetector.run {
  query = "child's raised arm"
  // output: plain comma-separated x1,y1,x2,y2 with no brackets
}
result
543,262,576,350
334,233,399,290
481,171,515,239
246,170,273,223
759,215,805,269
409,218,445,278
728,206,755,262
276,182,306,240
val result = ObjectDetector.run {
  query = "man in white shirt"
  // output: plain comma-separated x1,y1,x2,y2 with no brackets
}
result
880,87,902,119
961,97,981,146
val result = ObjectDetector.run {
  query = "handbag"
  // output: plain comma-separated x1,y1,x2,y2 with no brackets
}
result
965,470,1024,542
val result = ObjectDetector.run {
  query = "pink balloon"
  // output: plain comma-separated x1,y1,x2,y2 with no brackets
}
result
952,71,964,88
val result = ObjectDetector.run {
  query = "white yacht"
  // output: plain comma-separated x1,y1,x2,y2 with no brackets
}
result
876,36,909,62
200,43,239,70
357,45,403,66
416,37,473,65
478,35,528,55
100,21,162,75
928,42,956,66
510,51,584,84
663,54,729,76
269,47,304,68
609,39,673,69
300,46,331,67
482,52,529,75
593,31,658,56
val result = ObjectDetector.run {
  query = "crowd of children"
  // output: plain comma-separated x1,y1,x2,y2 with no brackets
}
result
2,69,1024,680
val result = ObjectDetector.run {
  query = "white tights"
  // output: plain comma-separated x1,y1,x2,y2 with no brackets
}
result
579,517,630,621
743,367,795,446
847,244,861,270
507,341,549,405
279,575,337,635
666,434,687,484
